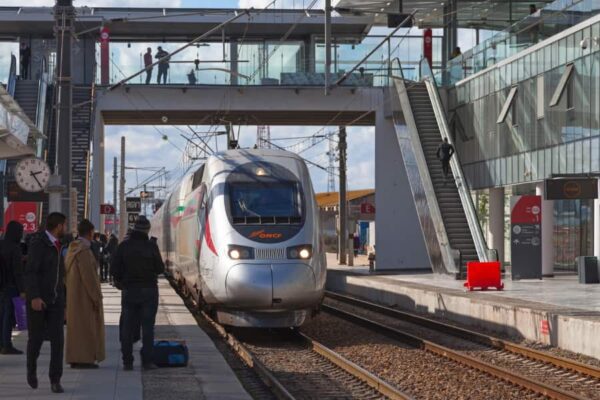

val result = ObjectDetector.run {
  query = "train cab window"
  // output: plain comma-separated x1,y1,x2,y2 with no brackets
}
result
229,181,302,224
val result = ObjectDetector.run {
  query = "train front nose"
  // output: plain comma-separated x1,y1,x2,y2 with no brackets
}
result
225,263,318,309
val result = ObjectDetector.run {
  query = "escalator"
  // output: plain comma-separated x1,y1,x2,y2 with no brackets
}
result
13,80,41,123
390,59,495,275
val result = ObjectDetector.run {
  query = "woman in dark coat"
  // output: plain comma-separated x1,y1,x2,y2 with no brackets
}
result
0,221,25,354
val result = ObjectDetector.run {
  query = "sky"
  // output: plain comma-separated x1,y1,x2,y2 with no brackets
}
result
0,0,484,209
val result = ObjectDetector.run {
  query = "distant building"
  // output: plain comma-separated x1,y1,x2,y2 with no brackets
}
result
316,189,375,253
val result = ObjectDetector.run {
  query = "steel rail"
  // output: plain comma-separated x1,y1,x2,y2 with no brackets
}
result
326,291,600,380
169,276,409,400
322,303,587,400
299,332,414,400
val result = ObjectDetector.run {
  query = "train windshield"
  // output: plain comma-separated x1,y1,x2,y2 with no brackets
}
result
229,181,302,223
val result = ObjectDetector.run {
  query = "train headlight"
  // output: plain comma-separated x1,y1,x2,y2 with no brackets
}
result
228,245,254,260
287,245,313,260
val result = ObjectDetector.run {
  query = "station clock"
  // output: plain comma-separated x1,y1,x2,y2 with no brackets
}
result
14,157,51,193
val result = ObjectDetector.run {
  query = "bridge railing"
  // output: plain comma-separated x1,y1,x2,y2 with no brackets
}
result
94,33,440,87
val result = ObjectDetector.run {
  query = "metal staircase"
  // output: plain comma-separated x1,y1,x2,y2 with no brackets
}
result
390,58,495,275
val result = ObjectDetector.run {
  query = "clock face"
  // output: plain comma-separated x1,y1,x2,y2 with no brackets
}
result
15,158,51,193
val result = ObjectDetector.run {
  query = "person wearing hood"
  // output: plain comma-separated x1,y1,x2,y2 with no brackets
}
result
65,219,105,369
0,221,25,355
111,215,164,371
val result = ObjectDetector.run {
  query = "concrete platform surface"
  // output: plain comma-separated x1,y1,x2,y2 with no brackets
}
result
0,280,250,400
327,263,600,360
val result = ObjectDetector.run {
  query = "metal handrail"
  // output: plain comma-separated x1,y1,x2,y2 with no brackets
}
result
7,54,17,97
421,65,494,263
34,56,49,157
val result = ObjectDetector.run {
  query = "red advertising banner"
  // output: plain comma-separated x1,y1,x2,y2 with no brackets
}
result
510,195,541,224
4,202,38,234
100,204,116,215
423,28,433,68
100,26,110,85
360,202,376,214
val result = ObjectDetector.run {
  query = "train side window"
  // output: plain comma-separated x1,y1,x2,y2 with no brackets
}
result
192,165,205,190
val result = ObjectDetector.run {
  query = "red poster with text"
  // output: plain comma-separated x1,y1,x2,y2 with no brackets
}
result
100,26,110,85
4,202,38,234
511,195,541,224
423,28,433,68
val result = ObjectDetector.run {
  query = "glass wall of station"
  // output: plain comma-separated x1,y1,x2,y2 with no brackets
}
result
449,17,600,190
452,17,599,272
443,0,600,85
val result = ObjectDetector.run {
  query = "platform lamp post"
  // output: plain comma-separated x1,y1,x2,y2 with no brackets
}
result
48,0,74,224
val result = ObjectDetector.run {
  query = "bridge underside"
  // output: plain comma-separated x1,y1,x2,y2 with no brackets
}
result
102,110,374,126
97,86,379,126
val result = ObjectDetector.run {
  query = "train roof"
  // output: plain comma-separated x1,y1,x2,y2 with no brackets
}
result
209,148,306,163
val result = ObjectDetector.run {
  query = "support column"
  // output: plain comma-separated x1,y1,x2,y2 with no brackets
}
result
536,183,554,277
488,187,505,265
324,0,331,95
338,126,347,265
595,181,600,258
230,41,238,86
375,112,429,270
54,0,74,219
89,111,104,228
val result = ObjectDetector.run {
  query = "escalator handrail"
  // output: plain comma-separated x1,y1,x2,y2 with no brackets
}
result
7,54,17,97
422,74,494,263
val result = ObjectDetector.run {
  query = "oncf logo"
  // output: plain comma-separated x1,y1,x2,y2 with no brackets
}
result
249,230,283,240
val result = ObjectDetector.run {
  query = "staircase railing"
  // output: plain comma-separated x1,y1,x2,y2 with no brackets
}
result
389,57,459,275
419,58,496,264
35,57,49,157
7,54,17,97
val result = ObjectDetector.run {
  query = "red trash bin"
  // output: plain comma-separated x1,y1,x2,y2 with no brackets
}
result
463,261,504,291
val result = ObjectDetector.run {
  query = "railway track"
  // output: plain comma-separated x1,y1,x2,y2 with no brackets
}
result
169,277,412,399
324,291,600,400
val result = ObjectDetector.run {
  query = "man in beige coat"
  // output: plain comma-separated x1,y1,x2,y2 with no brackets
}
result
65,219,105,368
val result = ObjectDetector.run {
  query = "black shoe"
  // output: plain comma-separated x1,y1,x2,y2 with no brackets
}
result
2,346,24,355
123,364,133,371
142,363,159,370
51,383,64,393
71,363,99,369
27,374,38,389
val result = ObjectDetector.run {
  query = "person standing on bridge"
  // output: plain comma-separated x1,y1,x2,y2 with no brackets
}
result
144,47,153,85
436,137,455,182
65,219,105,370
24,212,68,394
155,46,170,85
111,216,164,371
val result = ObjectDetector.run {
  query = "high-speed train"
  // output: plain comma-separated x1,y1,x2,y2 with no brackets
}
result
151,149,326,327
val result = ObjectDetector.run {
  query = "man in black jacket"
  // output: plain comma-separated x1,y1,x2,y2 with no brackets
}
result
0,221,25,355
111,216,164,371
24,212,68,393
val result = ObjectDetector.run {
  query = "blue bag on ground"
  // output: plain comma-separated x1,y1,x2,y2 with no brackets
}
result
12,297,27,331
153,340,189,367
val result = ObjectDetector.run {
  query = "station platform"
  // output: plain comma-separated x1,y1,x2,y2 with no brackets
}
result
326,259,600,360
0,279,250,400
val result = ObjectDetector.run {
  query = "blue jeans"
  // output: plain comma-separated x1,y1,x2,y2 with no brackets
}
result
121,287,158,365
0,287,18,349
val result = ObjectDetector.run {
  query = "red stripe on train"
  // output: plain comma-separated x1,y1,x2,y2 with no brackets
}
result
204,209,217,255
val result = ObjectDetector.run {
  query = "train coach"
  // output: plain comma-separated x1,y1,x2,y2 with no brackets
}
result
151,149,326,327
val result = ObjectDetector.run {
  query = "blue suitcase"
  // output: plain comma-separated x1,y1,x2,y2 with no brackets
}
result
153,340,189,367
